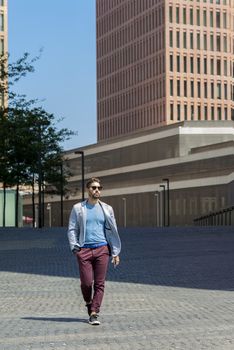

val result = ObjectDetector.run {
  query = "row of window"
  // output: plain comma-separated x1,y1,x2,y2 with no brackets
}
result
97,1,164,37
169,30,229,53
97,34,165,78
170,79,230,100
169,6,228,29
169,55,231,77
170,103,231,121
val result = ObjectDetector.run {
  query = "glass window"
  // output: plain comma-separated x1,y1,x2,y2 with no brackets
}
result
217,59,221,75
177,56,180,72
184,80,187,97
170,103,174,120
223,12,227,28
184,104,188,120
190,32,193,49
170,79,173,95
224,107,228,120
176,31,180,48
197,105,201,120
197,81,201,97
0,38,3,55
204,106,208,120
204,82,208,98
224,83,227,99
223,36,227,52
210,11,213,27
0,14,3,31
170,54,173,71
197,33,200,49
217,82,221,99
224,60,227,76
203,34,207,50
211,106,215,120
216,35,221,51
177,104,181,120
217,106,221,120
176,7,179,23
203,10,207,26
183,56,187,72
191,81,194,97
191,105,194,120
210,34,214,51
197,57,201,73
177,80,180,96
190,8,193,25
211,82,214,98
190,57,194,73
211,58,214,75
197,9,200,26
183,32,187,48
183,8,186,24
169,6,173,23
169,30,173,47
216,12,220,28
204,58,207,74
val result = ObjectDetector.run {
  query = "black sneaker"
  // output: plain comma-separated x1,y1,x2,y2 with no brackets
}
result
88,313,100,325
85,303,92,316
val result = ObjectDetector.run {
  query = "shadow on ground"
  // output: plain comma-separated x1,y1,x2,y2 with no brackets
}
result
0,226,234,291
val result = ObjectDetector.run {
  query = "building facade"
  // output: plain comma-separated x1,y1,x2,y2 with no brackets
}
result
0,0,7,107
96,0,234,141
23,122,234,227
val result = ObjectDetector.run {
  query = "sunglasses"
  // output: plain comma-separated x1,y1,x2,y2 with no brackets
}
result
90,186,103,190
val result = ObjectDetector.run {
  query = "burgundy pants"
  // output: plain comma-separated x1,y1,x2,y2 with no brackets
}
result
76,245,110,314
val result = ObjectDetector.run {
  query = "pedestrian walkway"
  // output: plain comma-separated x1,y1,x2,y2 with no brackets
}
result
0,226,234,350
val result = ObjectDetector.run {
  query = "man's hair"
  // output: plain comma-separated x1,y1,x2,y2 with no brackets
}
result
86,177,101,189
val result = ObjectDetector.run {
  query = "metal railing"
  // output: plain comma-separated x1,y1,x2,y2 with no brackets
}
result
194,206,234,226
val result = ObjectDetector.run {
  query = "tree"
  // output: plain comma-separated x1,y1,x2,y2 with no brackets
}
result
0,52,75,227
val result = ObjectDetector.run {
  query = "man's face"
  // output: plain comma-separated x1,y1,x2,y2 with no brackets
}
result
88,181,102,200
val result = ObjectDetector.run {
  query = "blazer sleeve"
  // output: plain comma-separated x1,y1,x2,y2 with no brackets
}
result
67,206,80,251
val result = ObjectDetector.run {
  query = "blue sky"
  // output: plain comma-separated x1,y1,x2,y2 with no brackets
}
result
8,0,97,151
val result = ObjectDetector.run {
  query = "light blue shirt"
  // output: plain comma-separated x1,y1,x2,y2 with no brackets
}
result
83,202,107,245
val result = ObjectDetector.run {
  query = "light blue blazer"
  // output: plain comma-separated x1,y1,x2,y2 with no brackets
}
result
67,200,121,257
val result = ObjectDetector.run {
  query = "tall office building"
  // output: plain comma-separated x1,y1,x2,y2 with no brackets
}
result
96,0,234,141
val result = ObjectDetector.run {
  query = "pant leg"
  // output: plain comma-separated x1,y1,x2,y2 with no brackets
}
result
76,248,94,304
91,245,110,314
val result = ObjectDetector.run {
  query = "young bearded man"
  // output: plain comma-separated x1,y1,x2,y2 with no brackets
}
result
67,177,121,325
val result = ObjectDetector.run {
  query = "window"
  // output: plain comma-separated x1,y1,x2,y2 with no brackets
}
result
170,54,173,71
204,82,208,98
190,32,193,49
177,80,180,96
210,34,214,51
191,105,194,120
177,104,181,120
0,14,3,31
216,35,221,51
176,56,180,72
183,32,187,48
211,82,214,98
224,83,227,99
170,103,174,120
197,105,201,120
204,58,207,74
224,60,227,75
0,38,3,55
190,57,194,73
217,82,221,99
217,59,221,75
223,36,227,52
197,81,201,97
210,11,214,27
204,106,208,120
197,9,200,25
203,10,207,26
197,57,201,73
211,106,215,120
170,79,173,95
190,8,193,25
217,106,221,120
203,34,207,50
191,81,194,97
169,30,173,47
216,12,220,28
224,107,228,120
176,31,180,48
197,33,200,49
223,13,227,28
176,7,179,23
211,58,214,74
184,80,187,97
183,8,186,24
184,104,188,120
183,56,187,72
169,6,173,23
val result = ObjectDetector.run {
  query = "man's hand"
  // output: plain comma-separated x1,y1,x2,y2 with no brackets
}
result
111,255,120,267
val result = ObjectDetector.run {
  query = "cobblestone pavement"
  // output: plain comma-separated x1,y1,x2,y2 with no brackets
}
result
0,226,234,350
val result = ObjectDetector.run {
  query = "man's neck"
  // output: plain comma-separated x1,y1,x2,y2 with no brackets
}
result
87,198,99,205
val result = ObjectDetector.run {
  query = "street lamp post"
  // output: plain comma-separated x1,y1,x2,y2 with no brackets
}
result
162,178,170,226
75,151,85,201
159,184,166,227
